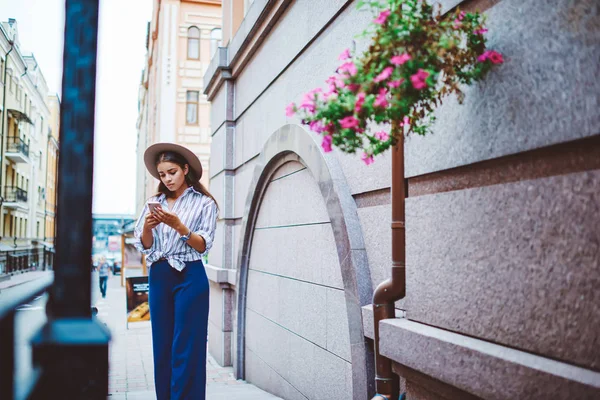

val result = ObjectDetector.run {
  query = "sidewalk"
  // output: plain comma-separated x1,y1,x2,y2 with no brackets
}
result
98,274,279,400
0,270,52,291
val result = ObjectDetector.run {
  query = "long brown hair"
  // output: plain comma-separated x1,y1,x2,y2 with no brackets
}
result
154,151,219,211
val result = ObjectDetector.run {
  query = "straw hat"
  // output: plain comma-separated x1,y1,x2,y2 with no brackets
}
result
143,142,203,180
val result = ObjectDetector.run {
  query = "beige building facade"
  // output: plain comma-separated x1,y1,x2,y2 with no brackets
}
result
136,0,222,215
0,20,55,247
204,0,600,399
45,94,59,245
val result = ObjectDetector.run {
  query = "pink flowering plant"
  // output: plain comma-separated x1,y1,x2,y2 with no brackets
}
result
286,0,503,164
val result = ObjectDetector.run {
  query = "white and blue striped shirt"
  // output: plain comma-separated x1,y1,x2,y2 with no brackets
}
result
133,186,219,271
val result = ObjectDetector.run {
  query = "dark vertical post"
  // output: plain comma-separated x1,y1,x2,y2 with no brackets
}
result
51,0,98,317
30,1,110,398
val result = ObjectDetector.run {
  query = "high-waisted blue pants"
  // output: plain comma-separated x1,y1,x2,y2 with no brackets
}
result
149,259,209,400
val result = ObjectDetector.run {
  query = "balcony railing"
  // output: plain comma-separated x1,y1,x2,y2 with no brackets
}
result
0,247,55,276
6,136,30,158
4,186,28,203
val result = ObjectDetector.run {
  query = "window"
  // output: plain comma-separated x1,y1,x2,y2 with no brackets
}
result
187,26,200,60
186,91,199,125
210,28,222,58
37,221,40,238
0,58,4,83
39,151,43,169
9,72,13,93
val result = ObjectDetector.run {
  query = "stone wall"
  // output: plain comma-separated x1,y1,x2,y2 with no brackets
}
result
206,0,600,398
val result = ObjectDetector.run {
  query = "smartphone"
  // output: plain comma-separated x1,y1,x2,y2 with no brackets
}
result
147,201,162,213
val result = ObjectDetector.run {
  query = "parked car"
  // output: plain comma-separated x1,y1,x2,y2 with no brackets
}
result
113,261,121,275
105,254,122,275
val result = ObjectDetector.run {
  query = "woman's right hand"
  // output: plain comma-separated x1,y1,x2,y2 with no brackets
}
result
143,213,160,232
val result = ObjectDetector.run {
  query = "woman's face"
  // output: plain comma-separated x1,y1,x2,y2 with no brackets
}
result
157,161,189,192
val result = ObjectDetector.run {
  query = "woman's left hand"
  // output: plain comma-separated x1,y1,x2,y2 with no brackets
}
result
152,208,184,231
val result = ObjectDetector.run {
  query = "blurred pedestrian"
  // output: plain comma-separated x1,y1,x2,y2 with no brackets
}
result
134,143,218,400
98,256,110,298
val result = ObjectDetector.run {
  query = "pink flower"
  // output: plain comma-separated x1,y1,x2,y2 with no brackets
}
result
410,69,430,90
478,50,504,64
361,152,375,165
400,116,410,127
374,67,394,83
338,62,358,77
338,48,351,61
391,53,411,66
488,51,504,64
473,27,488,35
388,79,404,88
326,75,346,90
374,131,389,141
374,88,389,108
346,83,360,92
299,100,315,113
323,84,338,100
309,120,325,133
339,116,360,130
453,12,465,29
374,9,391,25
321,135,333,152
354,92,366,113
285,103,296,117
299,88,322,113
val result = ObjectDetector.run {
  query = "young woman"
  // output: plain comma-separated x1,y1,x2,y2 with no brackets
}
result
133,143,218,400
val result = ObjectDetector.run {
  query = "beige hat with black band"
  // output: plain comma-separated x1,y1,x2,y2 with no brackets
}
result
143,142,203,180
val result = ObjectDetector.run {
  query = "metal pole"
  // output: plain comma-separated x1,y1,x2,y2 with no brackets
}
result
30,1,110,398
50,0,99,316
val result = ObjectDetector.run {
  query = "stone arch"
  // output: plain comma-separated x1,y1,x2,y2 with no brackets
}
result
235,124,374,398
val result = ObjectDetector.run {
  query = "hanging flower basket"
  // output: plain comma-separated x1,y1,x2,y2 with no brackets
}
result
286,0,503,165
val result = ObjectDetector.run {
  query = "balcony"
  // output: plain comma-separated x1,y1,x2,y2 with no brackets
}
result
5,136,30,163
3,186,28,210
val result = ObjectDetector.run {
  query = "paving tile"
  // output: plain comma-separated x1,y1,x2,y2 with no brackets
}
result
99,275,280,399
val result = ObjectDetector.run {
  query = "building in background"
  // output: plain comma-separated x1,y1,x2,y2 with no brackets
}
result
45,93,59,245
204,1,600,399
92,213,135,256
136,0,222,216
0,19,58,276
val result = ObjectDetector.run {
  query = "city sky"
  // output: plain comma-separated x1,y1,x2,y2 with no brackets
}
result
0,0,153,216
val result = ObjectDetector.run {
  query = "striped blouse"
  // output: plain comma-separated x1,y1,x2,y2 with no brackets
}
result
133,186,219,271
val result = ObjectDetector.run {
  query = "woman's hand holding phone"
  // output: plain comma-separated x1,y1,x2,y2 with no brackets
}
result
144,202,162,232
152,207,185,233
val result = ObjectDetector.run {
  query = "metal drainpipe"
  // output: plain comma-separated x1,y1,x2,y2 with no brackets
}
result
1,41,15,209
44,132,49,241
372,121,406,400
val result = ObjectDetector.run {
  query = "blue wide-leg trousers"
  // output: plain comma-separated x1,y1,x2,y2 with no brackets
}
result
149,259,209,400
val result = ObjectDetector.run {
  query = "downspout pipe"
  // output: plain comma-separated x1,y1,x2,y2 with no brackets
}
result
372,122,406,400
44,132,49,241
1,41,15,203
